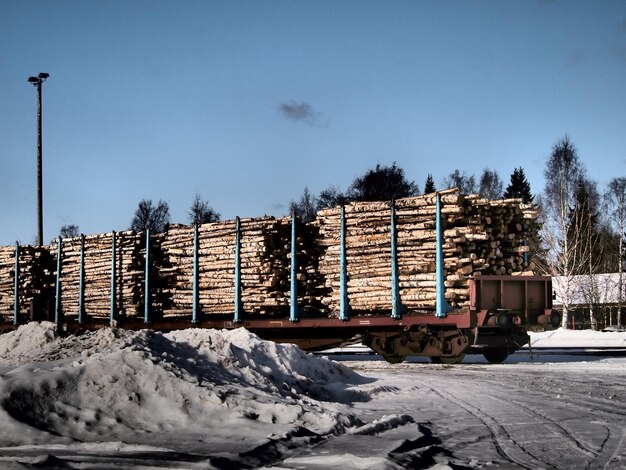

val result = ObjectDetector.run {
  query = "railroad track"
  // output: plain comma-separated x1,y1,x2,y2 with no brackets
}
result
520,346,626,357
315,345,626,358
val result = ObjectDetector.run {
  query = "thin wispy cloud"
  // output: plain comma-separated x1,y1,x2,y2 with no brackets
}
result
278,101,327,127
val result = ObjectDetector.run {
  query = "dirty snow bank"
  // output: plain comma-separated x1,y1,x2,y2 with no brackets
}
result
0,323,367,449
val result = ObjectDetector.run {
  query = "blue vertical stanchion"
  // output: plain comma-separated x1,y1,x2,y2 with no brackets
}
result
234,217,242,323
339,206,350,321
390,202,401,319
144,229,151,324
435,193,453,318
55,237,62,326
13,242,20,325
290,212,299,322
110,231,117,324
78,234,86,324
192,223,200,323
523,239,529,265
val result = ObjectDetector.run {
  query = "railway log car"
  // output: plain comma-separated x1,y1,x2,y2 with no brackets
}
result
0,190,560,363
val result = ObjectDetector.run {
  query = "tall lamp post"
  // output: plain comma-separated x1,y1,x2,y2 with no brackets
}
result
28,72,49,247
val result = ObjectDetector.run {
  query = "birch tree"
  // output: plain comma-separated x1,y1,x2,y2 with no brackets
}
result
539,137,587,328
290,187,317,223
443,169,476,194
130,199,170,233
605,177,626,326
569,178,602,329
188,194,220,225
479,168,503,199
316,185,349,211
59,224,80,239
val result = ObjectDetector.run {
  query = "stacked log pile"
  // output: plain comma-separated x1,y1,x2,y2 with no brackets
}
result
0,189,537,322
158,222,234,316
313,189,537,315
0,245,54,320
0,246,15,316
56,231,145,318
159,217,312,316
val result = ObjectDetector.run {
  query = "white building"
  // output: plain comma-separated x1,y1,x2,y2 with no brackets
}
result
552,273,624,329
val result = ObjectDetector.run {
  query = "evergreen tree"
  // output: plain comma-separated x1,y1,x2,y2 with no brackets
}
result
504,167,534,203
424,174,436,194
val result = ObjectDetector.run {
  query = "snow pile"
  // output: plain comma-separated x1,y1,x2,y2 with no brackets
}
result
0,323,366,448
530,328,626,348
0,322,139,365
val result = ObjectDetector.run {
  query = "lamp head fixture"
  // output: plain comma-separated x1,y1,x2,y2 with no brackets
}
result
28,73,49,85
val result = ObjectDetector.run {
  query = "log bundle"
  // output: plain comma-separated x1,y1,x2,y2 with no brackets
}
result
0,245,55,319
0,246,14,315
313,189,536,315
158,217,327,316
0,189,537,322
56,231,145,318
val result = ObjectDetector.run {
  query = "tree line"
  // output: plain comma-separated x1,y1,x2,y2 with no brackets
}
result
57,163,533,238
58,136,625,329
59,193,220,239
288,163,533,223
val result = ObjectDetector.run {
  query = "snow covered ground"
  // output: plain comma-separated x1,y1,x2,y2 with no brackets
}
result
0,323,624,469
529,328,626,348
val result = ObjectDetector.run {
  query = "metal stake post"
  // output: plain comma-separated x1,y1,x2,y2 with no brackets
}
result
78,234,86,323
290,212,299,322
110,231,117,324
13,242,20,325
55,237,62,326
390,202,401,319
192,224,200,323
234,217,242,323
435,193,453,318
144,229,151,324
339,206,350,321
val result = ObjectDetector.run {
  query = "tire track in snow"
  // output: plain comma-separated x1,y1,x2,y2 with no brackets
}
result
486,378,626,469
421,381,557,469
422,374,626,470
477,385,625,470
470,385,597,459
589,423,625,470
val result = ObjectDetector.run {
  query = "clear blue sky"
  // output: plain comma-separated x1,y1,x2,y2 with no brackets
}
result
1,0,625,246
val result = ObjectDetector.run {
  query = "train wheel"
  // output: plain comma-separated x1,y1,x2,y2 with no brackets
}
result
431,353,465,364
483,348,509,364
382,354,406,364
